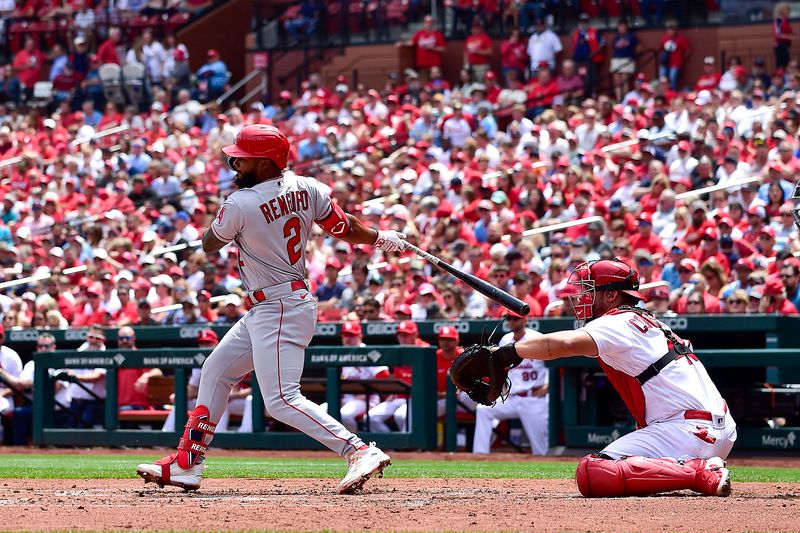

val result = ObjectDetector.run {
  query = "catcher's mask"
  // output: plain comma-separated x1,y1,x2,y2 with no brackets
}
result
567,259,646,322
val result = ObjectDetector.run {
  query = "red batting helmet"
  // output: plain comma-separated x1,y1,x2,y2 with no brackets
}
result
567,259,646,322
222,124,290,169
197,329,218,344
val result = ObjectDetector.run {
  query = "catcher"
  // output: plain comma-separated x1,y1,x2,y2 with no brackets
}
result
450,259,736,497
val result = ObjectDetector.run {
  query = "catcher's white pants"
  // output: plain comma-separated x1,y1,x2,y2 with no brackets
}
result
473,395,549,455
196,290,365,456
600,411,737,461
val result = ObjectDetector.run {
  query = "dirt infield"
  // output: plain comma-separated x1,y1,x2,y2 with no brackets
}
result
1,476,798,532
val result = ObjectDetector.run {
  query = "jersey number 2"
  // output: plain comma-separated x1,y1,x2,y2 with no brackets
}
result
283,217,302,264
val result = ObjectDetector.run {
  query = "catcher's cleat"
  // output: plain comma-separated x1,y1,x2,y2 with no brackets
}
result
137,454,206,491
692,457,731,497
337,442,391,494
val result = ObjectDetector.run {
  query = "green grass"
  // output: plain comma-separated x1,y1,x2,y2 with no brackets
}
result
0,454,798,483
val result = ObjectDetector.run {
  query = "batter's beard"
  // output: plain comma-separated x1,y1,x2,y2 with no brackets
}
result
233,171,259,189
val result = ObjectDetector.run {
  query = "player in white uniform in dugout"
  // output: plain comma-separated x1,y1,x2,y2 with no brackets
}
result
137,125,406,494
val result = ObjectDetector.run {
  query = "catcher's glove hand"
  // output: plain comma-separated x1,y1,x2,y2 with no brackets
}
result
448,343,523,406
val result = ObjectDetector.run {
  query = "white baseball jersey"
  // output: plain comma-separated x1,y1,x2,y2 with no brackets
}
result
499,329,548,394
210,173,338,289
580,309,727,427
0,345,23,412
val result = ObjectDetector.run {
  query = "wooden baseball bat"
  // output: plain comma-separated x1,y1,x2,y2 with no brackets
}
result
403,241,531,316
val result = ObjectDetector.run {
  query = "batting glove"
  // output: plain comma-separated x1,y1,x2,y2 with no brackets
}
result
374,230,406,252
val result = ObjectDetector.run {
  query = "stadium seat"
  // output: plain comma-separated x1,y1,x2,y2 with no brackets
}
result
122,63,146,109
99,63,125,105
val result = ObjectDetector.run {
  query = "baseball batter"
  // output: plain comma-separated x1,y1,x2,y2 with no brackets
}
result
473,313,549,455
137,124,405,494
486,259,736,497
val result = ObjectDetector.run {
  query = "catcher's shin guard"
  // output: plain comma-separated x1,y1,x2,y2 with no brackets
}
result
136,405,216,490
575,454,731,497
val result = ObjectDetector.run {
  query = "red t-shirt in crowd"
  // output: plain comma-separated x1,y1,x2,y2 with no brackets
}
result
695,72,721,91
117,368,151,408
12,48,45,88
436,347,463,392
659,33,690,68
411,29,445,69
96,39,120,65
465,32,492,66
500,40,527,71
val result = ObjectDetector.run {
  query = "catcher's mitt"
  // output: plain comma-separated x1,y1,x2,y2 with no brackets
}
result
448,343,522,406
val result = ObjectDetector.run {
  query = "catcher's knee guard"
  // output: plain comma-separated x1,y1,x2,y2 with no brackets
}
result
576,454,698,497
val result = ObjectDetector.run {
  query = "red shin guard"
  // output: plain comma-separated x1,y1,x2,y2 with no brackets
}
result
576,454,702,497
157,405,217,470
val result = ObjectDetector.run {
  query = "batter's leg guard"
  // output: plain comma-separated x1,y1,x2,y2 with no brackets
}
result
136,405,217,490
575,454,730,497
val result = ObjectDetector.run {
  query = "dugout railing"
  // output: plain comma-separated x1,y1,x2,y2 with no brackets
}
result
32,346,437,450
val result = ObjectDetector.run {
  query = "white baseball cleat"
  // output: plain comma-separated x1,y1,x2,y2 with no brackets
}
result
337,442,391,494
136,454,206,491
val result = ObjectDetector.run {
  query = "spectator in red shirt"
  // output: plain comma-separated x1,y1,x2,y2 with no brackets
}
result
500,28,528,87
695,56,721,91
399,15,446,79
761,276,798,315
464,23,493,82
72,285,109,326
12,36,45,98
658,21,690,90
774,2,793,70
526,65,559,117
111,283,138,326
97,26,122,65
117,327,163,411
629,212,664,256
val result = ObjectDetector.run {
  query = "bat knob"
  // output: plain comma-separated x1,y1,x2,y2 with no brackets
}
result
519,304,531,316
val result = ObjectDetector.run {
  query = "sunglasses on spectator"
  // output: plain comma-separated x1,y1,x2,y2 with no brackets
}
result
678,268,692,274
118,336,134,341
687,300,703,305
87,334,104,341
727,299,745,305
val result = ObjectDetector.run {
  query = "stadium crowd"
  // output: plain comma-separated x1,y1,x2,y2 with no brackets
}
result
0,5,799,340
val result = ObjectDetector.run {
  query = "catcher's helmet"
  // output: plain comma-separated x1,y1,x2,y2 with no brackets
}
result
222,124,289,169
567,259,646,321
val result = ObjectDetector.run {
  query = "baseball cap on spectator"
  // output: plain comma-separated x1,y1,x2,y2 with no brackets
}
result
703,56,715,64
677,140,691,151
679,258,699,272
395,304,413,318
418,283,436,296
50,247,64,258
690,200,708,213
325,258,341,269
647,287,670,301
207,49,219,58
748,285,764,300
764,277,785,296
608,199,623,212
491,190,508,204
748,205,767,218
168,265,184,277
760,226,776,239
638,212,653,225
634,249,654,266
438,326,459,340
341,321,363,336
181,295,199,307
397,320,418,335
671,176,692,189
734,258,755,272
151,274,174,288
87,285,103,297
198,329,218,344
701,227,719,241
671,242,688,254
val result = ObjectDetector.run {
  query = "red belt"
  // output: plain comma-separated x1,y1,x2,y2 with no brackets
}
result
684,402,728,422
251,280,307,302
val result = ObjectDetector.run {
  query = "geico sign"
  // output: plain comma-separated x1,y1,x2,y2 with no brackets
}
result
432,321,469,333
501,320,540,333
179,326,207,339
8,330,41,342
659,317,688,330
366,323,398,336
315,323,338,336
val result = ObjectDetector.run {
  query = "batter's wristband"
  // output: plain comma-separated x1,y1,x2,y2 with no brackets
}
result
494,343,523,368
